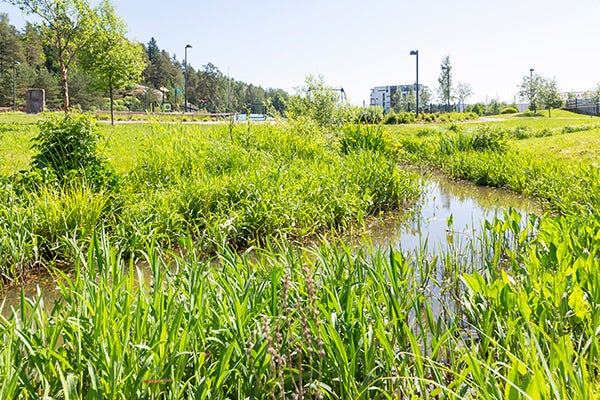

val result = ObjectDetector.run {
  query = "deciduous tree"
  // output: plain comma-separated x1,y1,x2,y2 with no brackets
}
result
4,0,97,110
437,55,452,111
456,82,473,111
538,78,563,118
518,72,544,113
78,0,144,124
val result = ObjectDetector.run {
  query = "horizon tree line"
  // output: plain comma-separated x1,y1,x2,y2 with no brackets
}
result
0,2,289,116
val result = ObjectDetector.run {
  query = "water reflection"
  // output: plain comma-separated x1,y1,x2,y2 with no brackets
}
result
1,175,541,319
369,175,540,253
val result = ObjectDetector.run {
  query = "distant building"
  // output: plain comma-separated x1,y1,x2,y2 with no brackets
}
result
370,84,425,113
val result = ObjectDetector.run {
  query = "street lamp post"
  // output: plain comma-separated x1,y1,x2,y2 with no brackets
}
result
184,44,192,113
12,61,20,112
441,66,450,112
410,50,419,118
529,68,535,113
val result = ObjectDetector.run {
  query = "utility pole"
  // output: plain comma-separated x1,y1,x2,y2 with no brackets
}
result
410,50,419,118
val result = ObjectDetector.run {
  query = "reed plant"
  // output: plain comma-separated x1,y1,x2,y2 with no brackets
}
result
0,206,596,398
0,118,422,281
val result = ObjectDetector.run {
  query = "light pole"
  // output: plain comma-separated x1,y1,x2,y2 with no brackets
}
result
529,68,535,113
12,61,20,112
441,66,450,112
410,50,419,118
184,44,192,112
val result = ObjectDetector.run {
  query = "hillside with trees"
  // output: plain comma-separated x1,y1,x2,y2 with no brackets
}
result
0,10,289,114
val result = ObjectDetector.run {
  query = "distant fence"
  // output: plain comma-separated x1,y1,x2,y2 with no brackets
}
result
564,98,600,116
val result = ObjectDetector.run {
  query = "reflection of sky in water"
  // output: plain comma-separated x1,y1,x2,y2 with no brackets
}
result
2,176,540,319
372,175,540,254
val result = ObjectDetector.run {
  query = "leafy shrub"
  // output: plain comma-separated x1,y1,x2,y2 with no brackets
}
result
534,128,553,137
508,126,533,139
467,103,486,116
516,110,542,118
339,125,395,156
471,126,507,152
355,106,384,125
382,111,416,125
447,123,462,133
30,113,115,187
561,125,597,134
500,107,519,114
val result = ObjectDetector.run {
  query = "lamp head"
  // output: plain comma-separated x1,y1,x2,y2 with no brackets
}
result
185,44,192,49
410,50,418,55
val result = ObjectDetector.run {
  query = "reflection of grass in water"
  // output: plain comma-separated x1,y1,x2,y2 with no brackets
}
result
390,116,600,217
0,210,596,398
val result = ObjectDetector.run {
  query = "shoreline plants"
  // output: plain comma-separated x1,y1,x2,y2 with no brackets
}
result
0,111,598,398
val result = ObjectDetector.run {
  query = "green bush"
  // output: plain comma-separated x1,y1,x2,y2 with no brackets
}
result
467,103,486,116
339,124,395,156
534,128,553,137
447,123,462,133
561,125,597,134
30,113,115,187
356,106,384,124
471,125,507,152
500,107,519,114
382,111,416,125
508,125,533,139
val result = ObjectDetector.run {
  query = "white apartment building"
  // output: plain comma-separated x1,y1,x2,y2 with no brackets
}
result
369,84,424,113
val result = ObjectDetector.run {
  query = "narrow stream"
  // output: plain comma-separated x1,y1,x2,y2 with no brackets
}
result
367,174,540,253
1,175,541,318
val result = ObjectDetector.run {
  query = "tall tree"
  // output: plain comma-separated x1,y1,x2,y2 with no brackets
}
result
518,72,544,113
78,0,144,124
456,82,473,111
4,0,97,110
538,78,563,118
0,13,24,72
437,55,452,111
21,22,45,67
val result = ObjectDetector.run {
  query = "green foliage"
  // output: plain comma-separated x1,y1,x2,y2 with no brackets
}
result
508,125,533,139
416,126,440,137
0,121,422,275
78,0,145,124
286,75,352,127
355,106,383,124
500,106,519,114
339,124,397,156
383,111,416,124
467,103,486,116
0,203,597,398
29,113,114,186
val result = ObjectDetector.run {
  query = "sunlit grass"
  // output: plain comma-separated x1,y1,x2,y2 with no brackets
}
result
0,114,598,398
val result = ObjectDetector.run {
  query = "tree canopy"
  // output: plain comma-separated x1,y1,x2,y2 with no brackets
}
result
78,0,144,124
0,9,289,114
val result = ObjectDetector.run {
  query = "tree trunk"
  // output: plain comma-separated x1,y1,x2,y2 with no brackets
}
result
59,58,69,112
109,82,114,126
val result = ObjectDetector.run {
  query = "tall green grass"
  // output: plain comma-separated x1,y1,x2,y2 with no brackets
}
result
0,208,596,398
393,121,600,217
0,120,421,282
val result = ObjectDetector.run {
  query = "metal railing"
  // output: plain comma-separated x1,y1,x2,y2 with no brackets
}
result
564,98,600,116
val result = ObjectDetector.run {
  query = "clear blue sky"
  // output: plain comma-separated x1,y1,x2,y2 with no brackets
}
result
4,0,600,105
